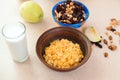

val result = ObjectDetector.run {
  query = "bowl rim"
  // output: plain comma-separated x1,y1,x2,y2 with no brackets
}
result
52,0,90,28
36,27,92,72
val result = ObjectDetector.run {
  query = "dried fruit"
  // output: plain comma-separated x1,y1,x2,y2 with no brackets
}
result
106,26,116,32
54,1,85,24
110,28,116,32
94,42,102,48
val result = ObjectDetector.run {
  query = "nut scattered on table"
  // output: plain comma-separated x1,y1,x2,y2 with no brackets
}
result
103,18,120,52
110,18,120,26
109,35,113,40
106,26,116,32
114,31,120,36
106,26,113,30
108,45,117,51
104,52,108,58
103,39,108,45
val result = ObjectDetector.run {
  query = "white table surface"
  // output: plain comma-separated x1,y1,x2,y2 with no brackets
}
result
0,0,120,80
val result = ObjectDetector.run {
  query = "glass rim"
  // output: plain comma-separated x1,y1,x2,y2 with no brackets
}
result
1,22,26,39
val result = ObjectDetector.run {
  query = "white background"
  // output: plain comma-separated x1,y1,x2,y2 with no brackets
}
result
0,0,120,80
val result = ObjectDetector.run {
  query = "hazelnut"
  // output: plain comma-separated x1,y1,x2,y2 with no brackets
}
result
106,26,116,32
104,52,108,58
103,39,108,45
66,20,72,24
110,18,119,26
114,31,120,36
106,26,113,30
108,45,117,51
109,35,113,40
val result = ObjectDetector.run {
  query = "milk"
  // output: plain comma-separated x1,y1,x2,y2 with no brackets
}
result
2,22,28,62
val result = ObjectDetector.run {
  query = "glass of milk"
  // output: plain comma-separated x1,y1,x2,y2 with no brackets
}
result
2,22,28,62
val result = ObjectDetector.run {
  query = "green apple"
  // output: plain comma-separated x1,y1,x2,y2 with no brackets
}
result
20,1,44,23
84,27,101,42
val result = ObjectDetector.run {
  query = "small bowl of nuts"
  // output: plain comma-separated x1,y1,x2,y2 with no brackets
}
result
36,27,92,72
52,0,89,28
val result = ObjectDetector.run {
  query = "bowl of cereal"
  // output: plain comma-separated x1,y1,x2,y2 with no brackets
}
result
36,27,91,72
52,0,89,28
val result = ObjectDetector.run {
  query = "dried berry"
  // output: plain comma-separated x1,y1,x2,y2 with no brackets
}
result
95,42,102,48
110,28,116,32
66,0,72,4
56,5,63,12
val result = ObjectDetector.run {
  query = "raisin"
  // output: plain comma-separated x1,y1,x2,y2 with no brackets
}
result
95,42,103,48
55,1,85,24
66,0,72,4
110,28,116,32
56,5,63,12
61,14,68,20
61,11,65,14
58,16,62,21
